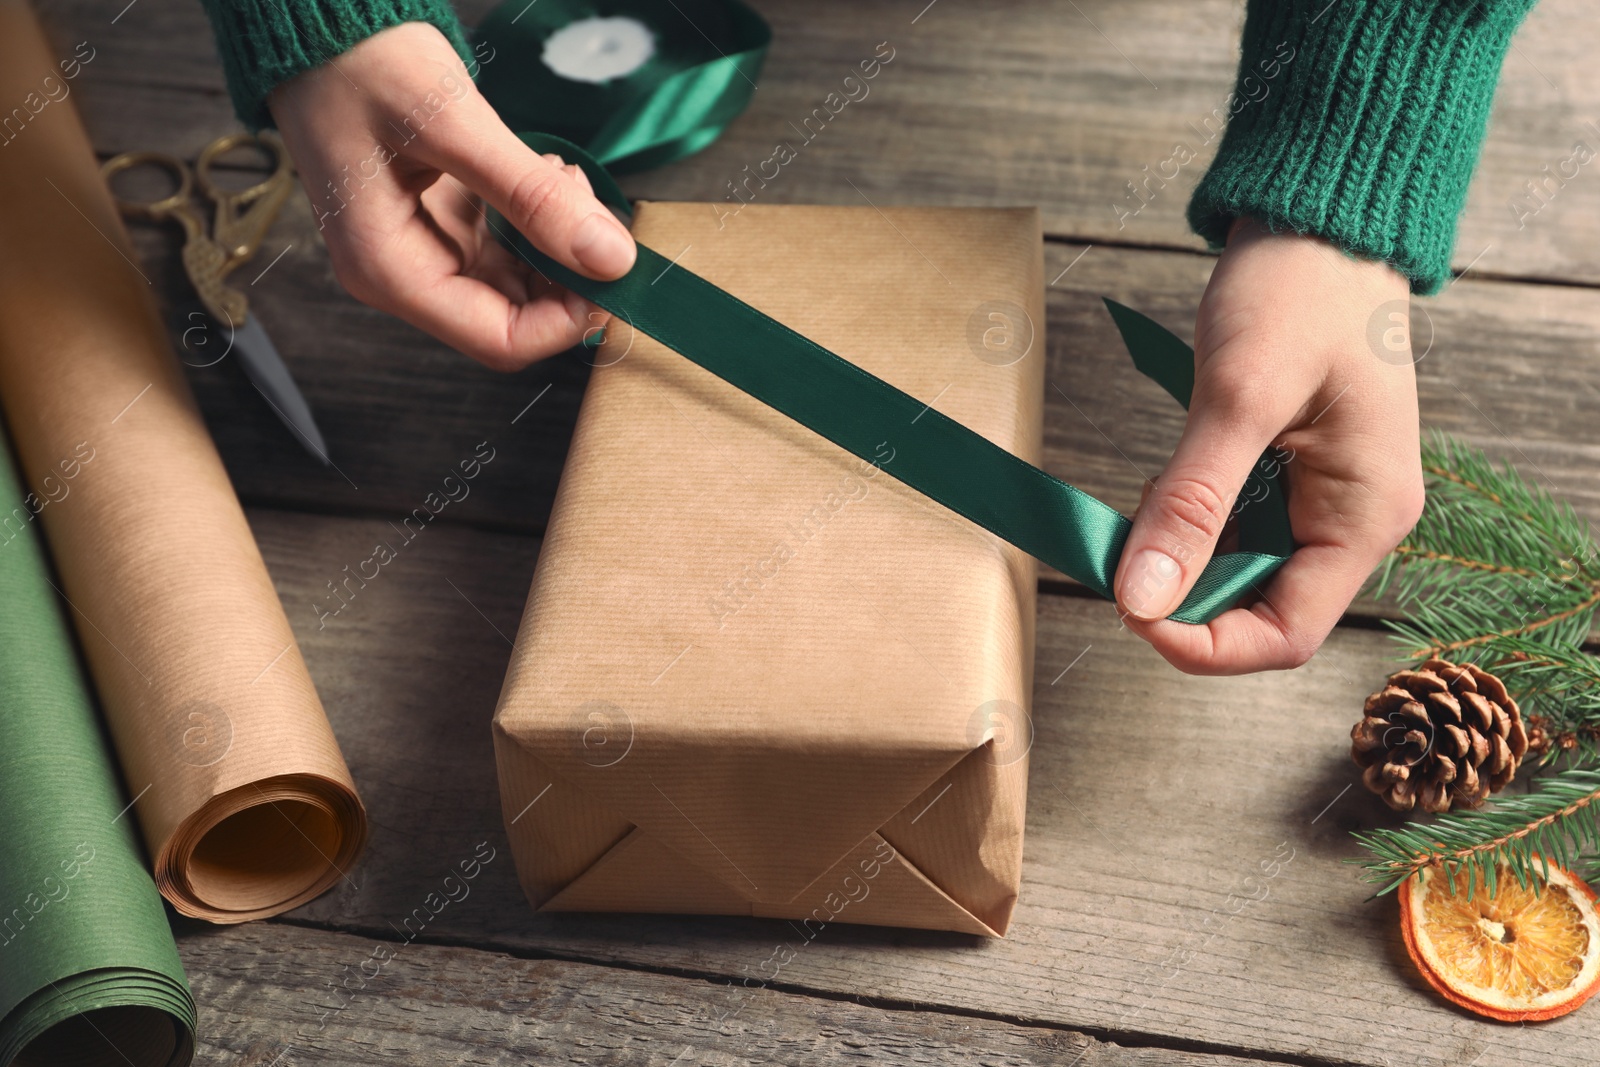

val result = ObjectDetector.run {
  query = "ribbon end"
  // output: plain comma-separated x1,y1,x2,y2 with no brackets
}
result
1103,298,1196,411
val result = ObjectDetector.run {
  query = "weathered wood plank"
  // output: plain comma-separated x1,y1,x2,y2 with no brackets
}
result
43,0,1600,283
41,0,1600,560
245,507,1598,1067
27,0,1600,1060
176,921,1289,1067
137,213,1600,614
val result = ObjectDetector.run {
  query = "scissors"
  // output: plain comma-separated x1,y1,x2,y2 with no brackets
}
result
102,133,329,464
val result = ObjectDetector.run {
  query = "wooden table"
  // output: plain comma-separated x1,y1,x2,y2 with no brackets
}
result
36,0,1600,1062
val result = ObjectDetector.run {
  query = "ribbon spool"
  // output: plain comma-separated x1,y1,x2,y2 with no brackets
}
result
476,0,770,173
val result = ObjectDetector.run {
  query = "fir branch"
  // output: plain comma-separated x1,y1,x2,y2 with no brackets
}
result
1353,768,1600,897
1409,432,1597,581
1382,573,1597,667
1420,463,1538,525
1491,635,1600,693
1492,636,1600,766
1369,432,1600,666
1405,588,1600,659
1389,545,1576,584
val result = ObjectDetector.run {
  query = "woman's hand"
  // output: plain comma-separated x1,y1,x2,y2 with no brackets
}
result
1114,217,1426,674
268,23,636,370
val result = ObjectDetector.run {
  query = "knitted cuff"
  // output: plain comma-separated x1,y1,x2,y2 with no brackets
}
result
199,0,475,130
1188,0,1536,294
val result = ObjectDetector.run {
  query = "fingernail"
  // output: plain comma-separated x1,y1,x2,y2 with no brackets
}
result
564,288,591,333
1119,549,1184,620
572,212,635,277
564,289,607,342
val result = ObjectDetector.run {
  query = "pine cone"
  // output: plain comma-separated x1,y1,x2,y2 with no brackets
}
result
1525,715,1552,759
1352,658,1529,814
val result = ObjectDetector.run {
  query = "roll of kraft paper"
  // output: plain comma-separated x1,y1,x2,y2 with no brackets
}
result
0,0,366,923
0,430,196,1067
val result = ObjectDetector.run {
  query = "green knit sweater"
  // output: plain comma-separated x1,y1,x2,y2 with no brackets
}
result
1193,0,1537,293
198,0,1535,293
199,0,473,129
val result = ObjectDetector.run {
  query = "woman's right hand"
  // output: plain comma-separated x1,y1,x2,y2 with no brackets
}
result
1115,217,1426,675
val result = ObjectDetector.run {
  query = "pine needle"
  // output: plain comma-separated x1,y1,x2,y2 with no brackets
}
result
1354,432,1600,892
1353,768,1600,896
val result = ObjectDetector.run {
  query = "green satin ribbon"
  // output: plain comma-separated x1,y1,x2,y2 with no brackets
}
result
476,0,769,174
490,137,1293,624
474,0,1292,621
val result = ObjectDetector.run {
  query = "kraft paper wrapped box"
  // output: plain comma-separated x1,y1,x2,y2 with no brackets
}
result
492,201,1043,936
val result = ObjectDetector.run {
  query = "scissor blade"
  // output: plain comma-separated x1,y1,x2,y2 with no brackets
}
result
230,315,330,465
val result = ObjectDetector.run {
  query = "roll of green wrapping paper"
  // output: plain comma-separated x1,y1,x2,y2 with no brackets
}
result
0,430,195,1067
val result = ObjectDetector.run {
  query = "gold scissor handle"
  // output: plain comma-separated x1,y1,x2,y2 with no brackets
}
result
102,149,241,325
194,133,294,270
101,150,207,242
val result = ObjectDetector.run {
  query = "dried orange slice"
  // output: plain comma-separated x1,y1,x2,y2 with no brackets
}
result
1400,860,1600,1021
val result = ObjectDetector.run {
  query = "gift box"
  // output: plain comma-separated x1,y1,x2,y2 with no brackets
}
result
492,202,1042,936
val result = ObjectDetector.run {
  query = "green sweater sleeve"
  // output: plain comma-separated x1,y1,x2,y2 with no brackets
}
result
1188,0,1538,294
199,0,475,130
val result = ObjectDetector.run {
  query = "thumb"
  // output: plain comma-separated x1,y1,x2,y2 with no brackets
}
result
1115,403,1279,621
414,106,636,280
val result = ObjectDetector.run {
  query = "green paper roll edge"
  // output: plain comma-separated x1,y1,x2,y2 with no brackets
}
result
0,421,195,1067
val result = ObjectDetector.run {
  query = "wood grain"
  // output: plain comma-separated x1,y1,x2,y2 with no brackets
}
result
241,506,1600,1067
42,0,1600,283
85,119,1600,538
27,0,1600,1060
123,211,1600,623
43,0,1600,562
176,921,1291,1067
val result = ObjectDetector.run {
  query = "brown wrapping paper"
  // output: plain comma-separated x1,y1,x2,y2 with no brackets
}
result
493,202,1042,936
0,0,366,923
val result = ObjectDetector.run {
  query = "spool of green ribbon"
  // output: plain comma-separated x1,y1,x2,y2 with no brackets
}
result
476,0,769,174
476,0,1292,623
